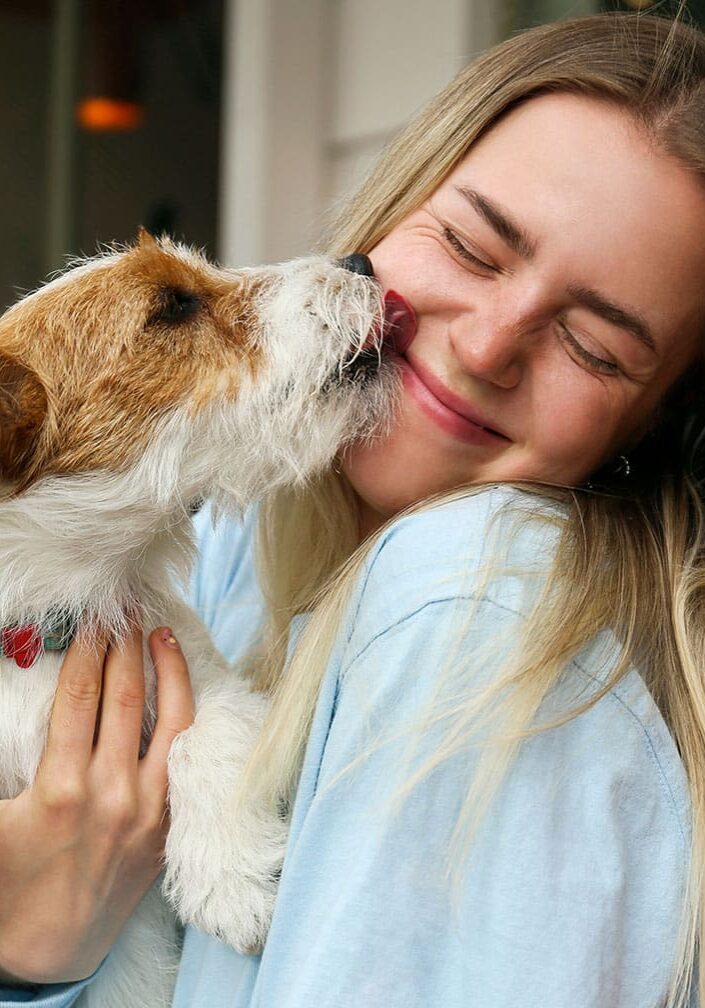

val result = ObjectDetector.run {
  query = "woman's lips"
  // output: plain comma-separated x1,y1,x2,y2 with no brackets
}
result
401,355,512,446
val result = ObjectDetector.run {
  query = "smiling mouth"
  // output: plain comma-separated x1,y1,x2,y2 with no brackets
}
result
401,355,512,444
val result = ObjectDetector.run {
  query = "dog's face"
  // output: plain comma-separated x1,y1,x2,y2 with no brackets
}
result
0,231,400,506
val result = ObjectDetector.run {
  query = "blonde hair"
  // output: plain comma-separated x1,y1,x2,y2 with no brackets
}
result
244,10,705,1006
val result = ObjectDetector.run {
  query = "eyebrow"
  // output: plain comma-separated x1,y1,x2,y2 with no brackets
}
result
455,186,658,355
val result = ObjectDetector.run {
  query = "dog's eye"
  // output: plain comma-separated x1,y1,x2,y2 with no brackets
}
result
148,287,202,325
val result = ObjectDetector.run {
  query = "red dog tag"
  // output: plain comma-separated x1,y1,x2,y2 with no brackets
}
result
1,626,43,668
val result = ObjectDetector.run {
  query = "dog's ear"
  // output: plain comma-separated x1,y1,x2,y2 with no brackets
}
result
137,226,158,249
0,353,48,485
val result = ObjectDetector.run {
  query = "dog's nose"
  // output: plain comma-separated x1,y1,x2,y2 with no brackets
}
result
335,253,375,278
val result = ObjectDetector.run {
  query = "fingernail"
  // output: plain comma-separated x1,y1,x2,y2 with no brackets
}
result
159,627,179,649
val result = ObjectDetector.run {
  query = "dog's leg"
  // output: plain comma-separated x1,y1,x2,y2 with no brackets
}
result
160,606,287,952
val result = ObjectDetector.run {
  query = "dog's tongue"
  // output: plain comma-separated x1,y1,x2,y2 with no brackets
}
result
382,290,416,354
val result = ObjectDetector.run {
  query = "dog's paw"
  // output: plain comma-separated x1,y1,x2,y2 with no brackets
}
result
163,707,287,952
168,869,278,953
162,831,282,952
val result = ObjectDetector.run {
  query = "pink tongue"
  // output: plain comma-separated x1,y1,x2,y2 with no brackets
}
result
382,290,417,354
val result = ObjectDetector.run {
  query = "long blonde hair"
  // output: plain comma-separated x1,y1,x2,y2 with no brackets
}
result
244,10,705,1006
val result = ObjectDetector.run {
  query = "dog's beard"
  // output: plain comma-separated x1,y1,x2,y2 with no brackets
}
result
186,256,401,506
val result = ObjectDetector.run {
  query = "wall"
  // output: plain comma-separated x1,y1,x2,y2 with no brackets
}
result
219,0,501,266
325,0,487,208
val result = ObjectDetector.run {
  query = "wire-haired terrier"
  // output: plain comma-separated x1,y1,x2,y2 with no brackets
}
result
0,232,409,1007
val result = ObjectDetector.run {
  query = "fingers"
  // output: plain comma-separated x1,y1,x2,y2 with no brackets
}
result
140,629,194,794
43,628,108,777
94,626,146,772
42,623,193,815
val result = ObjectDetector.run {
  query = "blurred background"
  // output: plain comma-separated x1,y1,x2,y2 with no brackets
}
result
0,0,698,309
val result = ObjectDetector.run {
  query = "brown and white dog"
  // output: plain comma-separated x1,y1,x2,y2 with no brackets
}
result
0,231,403,1007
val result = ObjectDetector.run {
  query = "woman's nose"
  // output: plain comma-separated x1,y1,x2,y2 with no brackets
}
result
450,313,531,390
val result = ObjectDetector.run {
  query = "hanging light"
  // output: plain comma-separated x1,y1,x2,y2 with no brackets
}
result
76,0,145,132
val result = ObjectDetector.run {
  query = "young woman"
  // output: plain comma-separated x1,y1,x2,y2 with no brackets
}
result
2,9,705,1007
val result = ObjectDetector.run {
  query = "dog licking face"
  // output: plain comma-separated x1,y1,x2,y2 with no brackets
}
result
0,232,401,634
0,229,398,505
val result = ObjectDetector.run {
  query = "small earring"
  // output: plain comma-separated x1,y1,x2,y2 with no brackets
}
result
615,455,631,478
585,453,631,492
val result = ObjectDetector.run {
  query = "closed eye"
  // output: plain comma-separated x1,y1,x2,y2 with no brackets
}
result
559,323,620,377
442,227,497,272
147,287,202,326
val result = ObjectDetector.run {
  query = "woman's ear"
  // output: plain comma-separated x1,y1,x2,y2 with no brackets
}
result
0,353,48,485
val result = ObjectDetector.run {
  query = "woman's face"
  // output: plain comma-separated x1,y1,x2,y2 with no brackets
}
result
343,92,705,535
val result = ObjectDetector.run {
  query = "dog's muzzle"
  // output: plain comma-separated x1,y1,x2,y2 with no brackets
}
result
326,253,417,388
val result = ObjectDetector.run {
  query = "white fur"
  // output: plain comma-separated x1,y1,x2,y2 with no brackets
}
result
0,253,400,1007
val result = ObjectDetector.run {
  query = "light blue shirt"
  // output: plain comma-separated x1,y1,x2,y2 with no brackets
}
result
0,489,696,1006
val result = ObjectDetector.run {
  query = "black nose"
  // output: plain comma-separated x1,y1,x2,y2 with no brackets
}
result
335,253,375,278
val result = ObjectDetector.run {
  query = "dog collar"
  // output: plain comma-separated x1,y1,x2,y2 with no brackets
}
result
0,612,77,668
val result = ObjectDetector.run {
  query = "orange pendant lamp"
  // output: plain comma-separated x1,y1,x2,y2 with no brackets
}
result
76,0,145,132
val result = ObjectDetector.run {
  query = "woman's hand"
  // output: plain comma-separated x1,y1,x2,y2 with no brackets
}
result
0,625,194,985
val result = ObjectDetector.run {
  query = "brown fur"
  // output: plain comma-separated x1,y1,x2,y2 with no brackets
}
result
0,231,268,488
0,354,47,483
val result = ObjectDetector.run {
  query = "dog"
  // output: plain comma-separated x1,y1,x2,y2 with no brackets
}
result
0,231,404,1007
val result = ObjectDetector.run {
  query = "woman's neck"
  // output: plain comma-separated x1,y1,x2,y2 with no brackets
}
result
356,497,389,543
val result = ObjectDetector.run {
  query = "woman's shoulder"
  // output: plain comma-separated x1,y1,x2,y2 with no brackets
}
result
366,483,559,561
346,486,563,646
297,553,691,1008
332,488,691,856
569,630,692,853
